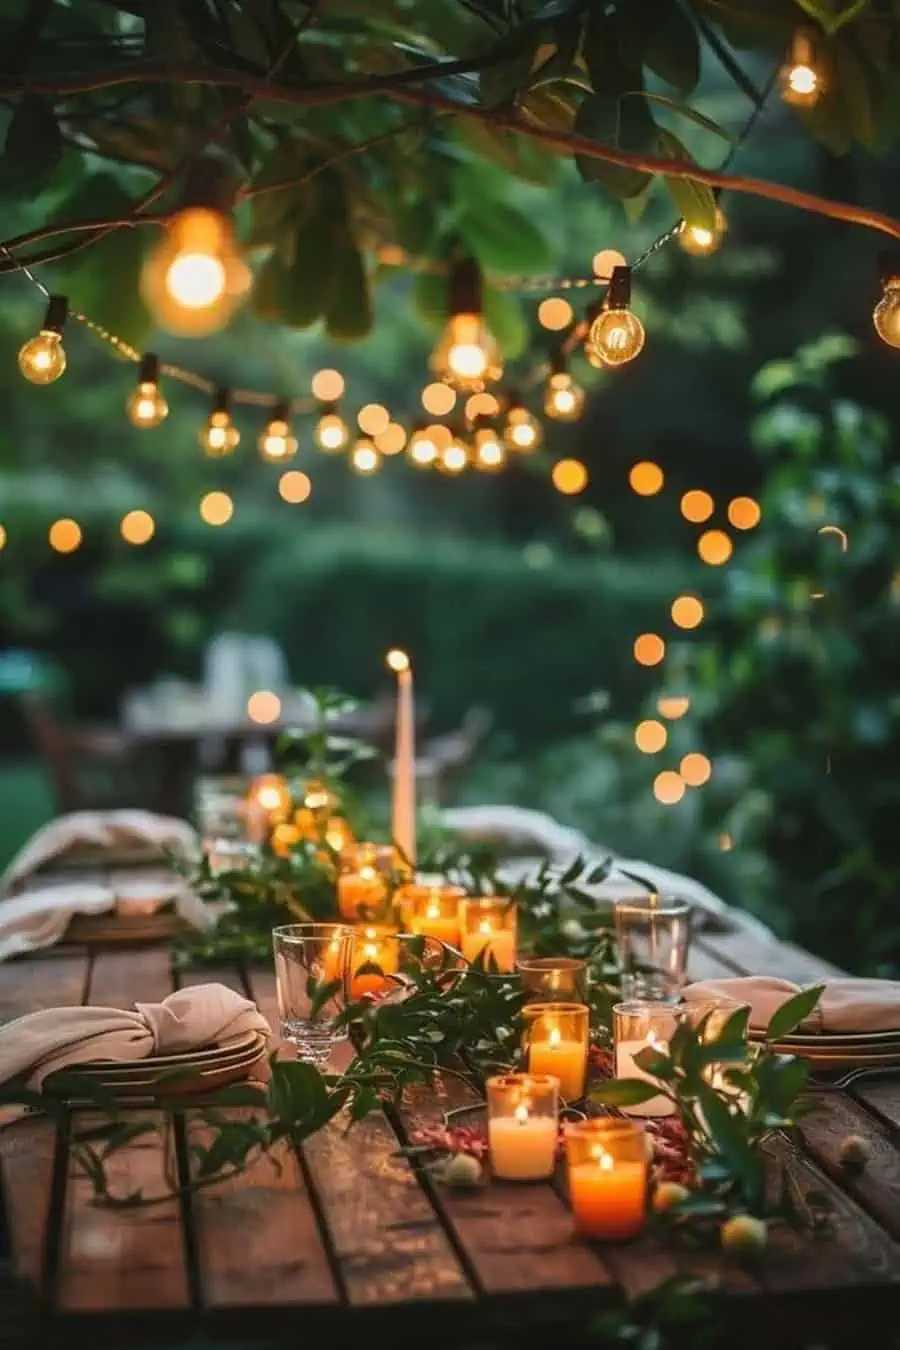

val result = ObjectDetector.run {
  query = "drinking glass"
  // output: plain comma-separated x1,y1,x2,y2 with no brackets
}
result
272,923,354,1063
517,956,588,1003
612,893,692,1003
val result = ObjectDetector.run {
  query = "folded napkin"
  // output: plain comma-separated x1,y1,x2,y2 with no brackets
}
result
683,976,900,1034
0,982,271,1089
2,810,200,892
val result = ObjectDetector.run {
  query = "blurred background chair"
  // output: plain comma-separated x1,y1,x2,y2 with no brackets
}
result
18,691,146,814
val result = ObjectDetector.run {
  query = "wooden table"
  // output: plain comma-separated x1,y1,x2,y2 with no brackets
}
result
3,918,900,1349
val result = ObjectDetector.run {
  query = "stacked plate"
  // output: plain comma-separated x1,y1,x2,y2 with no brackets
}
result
750,1026,900,1072
44,1029,268,1104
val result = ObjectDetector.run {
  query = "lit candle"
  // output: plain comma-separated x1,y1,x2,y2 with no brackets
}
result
523,1003,589,1102
387,649,416,867
402,883,465,948
350,925,399,999
613,1002,683,1118
566,1119,647,1241
337,843,397,921
247,772,291,841
459,899,517,972
487,1073,559,1181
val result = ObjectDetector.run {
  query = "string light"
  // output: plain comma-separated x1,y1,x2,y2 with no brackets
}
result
584,266,645,368
781,30,822,107
247,690,282,724
680,753,712,787
653,771,685,805
634,720,667,753
629,462,664,496
537,297,574,331
680,490,714,523
278,470,312,503
422,382,456,416
438,436,470,475
552,459,589,495
199,490,234,525
407,425,440,467
873,253,900,348
200,387,240,457
671,595,705,629
431,257,502,391
48,518,81,553
543,358,586,422
18,295,67,384
465,391,501,422
357,403,391,436
678,209,727,257
311,369,344,402
634,633,665,666
314,406,350,452
503,397,542,452
473,424,506,471
120,509,155,545
350,440,381,474
727,497,762,530
258,400,298,462
126,353,168,428
657,696,690,720
697,529,733,565
592,249,627,279
374,422,407,455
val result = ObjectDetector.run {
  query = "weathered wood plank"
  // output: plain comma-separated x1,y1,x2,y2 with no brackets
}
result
86,945,173,1006
0,951,89,1023
795,1090,900,1242
850,1076,900,1132
0,1117,57,1294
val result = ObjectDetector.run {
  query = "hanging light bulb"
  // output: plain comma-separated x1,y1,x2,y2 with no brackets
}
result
585,266,645,368
126,353,168,428
780,30,822,107
350,439,381,475
314,404,350,453
502,394,543,453
199,387,240,457
873,254,900,349
473,423,507,472
438,434,470,475
543,356,586,422
18,295,68,384
678,208,728,257
258,400,298,462
140,160,251,337
406,426,439,467
431,257,503,391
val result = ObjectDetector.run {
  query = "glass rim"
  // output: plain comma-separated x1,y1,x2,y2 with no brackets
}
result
564,1116,644,1139
612,892,692,917
522,1000,590,1017
612,999,687,1016
486,1072,560,1090
516,956,586,972
272,922,354,940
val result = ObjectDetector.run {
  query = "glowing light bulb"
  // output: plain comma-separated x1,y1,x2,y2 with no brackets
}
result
473,426,506,471
678,209,727,257
407,426,439,467
199,389,240,457
120,510,155,545
873,277,900,349
258,402,297,462
350,440,381,475
543,370,586,422
250,773,291,819
140,205,250,337
781,32,822,107
584,265,645,368
438,437,470,475
503,404,542,453
431,258,503,391
315,410,349,452
18,295,67,385
126,353,168,428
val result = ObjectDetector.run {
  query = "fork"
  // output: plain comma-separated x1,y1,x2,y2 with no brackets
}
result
811,1064,900,1092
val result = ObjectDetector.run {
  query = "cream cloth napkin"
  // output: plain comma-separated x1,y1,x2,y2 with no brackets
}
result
683,976,900,1034
1,810,199,890
0,982,271,1089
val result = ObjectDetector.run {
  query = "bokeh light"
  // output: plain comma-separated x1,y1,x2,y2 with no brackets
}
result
278,470,312,503
49,518,82,553
0,524,6,551
552,459,589,495
247,690,282,724
728,496,762,530
634,633,665,666
657,696,690,720
537,297,574,331
697,529,733,565
465,391,500,421
629,461,664,496
671,595,705,629
653,771,685,805
592,248,627,279
199,491,234,526
634,720,667,753
422,382,457,416
120,509,155,545
680,752,712,786
375,422,407,455
680,490,714,523
351,441,381,475
357,403,390,436
311,369,344,402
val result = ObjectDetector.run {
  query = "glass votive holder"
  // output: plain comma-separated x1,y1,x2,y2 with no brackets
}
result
565,1118,647,1241
459,898,517,972
401,883,466,949
487,1073,560,1181
613,1001,684,1118
272,922,354,1063
518,956,588,1003
348,923,400,1000
522,1002,590,1102
337,842,398,921
612,892,693,1003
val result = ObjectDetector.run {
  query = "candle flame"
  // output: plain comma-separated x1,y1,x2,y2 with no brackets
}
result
514,1104,529,1124
364,927,377,938
426,902,441,919
647,1030,658,1049
364,943,378,960
548,1026,561,1046
599,1151,614,1172
386,648,410,673
478,920,493,935
360,868,376,882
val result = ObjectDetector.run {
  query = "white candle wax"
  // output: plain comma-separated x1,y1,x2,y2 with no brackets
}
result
489,1111,558,1180
614,1037,674,1118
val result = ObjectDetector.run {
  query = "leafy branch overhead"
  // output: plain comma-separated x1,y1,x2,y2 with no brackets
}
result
2,0,900,343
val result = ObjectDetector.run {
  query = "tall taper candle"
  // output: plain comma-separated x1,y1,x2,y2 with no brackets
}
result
387,649,416,867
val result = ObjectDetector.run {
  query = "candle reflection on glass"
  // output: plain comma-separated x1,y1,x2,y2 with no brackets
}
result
523,1002,589,1101
565,1118,647,1240
459,899,517,971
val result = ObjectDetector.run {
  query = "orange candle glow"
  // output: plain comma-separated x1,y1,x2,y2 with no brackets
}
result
459,899,517,972
565,1119,647,1241
349,925,399,999
523,1003,589,1101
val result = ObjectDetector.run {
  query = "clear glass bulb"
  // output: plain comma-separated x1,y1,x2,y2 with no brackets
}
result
199,409,240,457
873,281,900,349
474,428,506,471
781,61,820,106
431,313,503,391
678,208,727,257
439,438,470,474
350,439,381,475
127,381,168,428
258,419,298,462
315,412,349,452
408,428,439,466
140,207,251,338
503,406,543,452
543,372,586,422
585,309,646,367
18,331,66,384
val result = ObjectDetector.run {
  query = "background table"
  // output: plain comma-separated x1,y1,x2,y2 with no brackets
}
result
3,912,900,1349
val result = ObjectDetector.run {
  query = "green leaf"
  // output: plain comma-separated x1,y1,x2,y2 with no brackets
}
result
634,1046,676,1079
625,92,735,143
574,92,656,198
697,1084,763,1203
483,285,529,358
638,0,701,93
591,1078,667,1107
794,0,869,36
326,234,372,341
457,120,560,186
765,985,825,1041
457,203,552,273
656,128,717,231
5,95,61,187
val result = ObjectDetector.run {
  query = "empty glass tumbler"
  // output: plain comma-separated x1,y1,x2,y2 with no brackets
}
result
272,923,354,1064
612,893,692,1003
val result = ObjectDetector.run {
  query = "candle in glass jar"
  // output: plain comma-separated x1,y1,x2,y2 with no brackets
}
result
566,1120,647,1241
614,1032,674,1117
460,900,516,972
486,1073,559,1181
350,925,399,999
402,884,464,948
523,1003,589,1102
612,1002,683,1119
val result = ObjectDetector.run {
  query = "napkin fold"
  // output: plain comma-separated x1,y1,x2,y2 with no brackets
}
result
0,982,271,1089
1,810,199,891
683,975,900,1034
